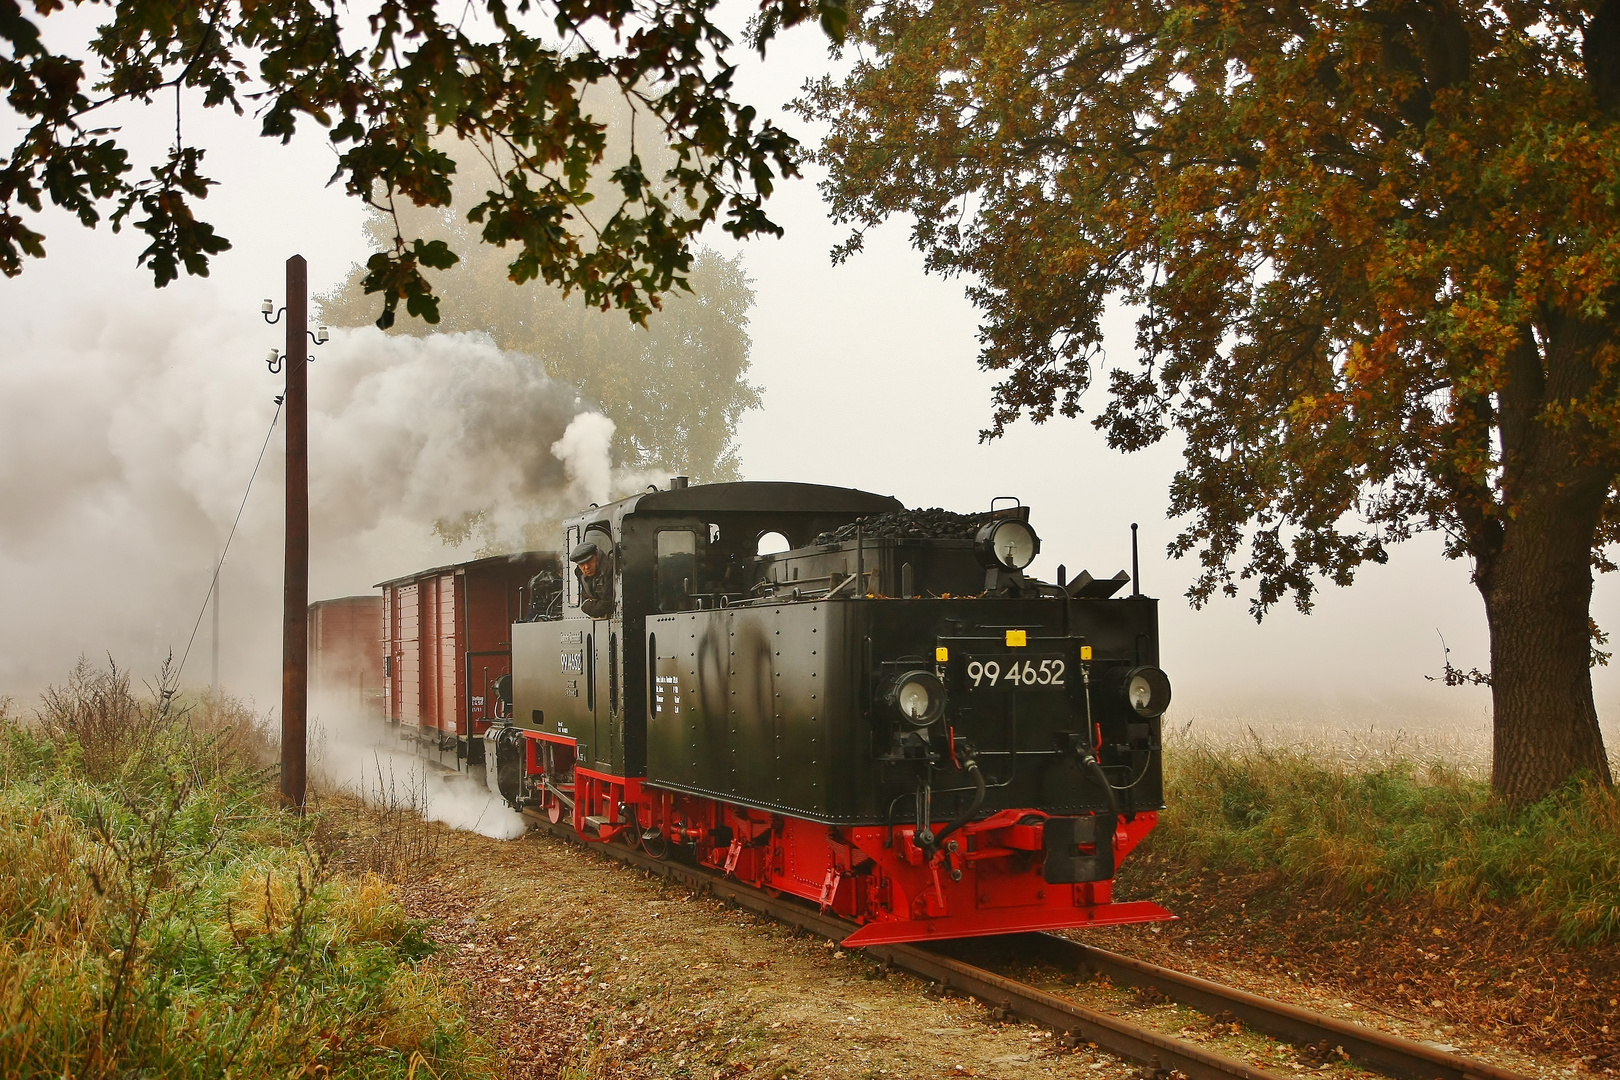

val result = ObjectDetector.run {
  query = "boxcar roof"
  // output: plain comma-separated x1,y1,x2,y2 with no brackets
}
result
308,594,382,609
373,550,558,589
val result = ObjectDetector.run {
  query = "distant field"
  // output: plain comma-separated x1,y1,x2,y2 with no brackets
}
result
1165,705,1620,782
1167,713,1495,777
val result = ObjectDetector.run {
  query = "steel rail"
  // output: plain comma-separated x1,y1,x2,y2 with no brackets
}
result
1012,936,1529,1080
523,814,1284,1080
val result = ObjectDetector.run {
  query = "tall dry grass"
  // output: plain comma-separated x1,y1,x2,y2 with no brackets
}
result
0,657,497,1080
1152,723,1620,945
339,755,449,882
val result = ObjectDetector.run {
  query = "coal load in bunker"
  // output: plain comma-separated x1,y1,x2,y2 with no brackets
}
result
329,480,1174,946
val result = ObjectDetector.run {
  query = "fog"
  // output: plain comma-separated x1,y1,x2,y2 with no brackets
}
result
0,271,630,701
0,7,1615,756
310,699,528,841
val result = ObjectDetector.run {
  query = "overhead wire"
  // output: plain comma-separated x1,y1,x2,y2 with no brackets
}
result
174,398,283,686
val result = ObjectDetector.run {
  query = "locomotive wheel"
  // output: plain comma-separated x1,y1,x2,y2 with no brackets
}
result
546,795,563,825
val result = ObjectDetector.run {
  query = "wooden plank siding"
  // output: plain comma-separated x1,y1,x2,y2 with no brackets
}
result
372,552,561,747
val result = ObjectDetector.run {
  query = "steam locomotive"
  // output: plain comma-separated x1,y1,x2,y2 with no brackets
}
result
452,479,1175,946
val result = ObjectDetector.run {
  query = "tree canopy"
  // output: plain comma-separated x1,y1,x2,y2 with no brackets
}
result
798,0,1620,800
0,0,846,325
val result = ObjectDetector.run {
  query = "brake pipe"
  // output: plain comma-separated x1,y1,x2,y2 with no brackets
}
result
929,758,985,855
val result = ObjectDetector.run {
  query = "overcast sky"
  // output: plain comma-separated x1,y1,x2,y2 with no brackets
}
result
0,7,1614,744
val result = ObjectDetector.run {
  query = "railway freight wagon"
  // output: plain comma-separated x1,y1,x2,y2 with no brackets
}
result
307,596,384,722
380,551,560,770
487,479,1175,946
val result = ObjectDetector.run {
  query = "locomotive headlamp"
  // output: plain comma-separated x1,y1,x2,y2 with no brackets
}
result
1123,666,1172,718
974,519,1041,571
891,671,946,726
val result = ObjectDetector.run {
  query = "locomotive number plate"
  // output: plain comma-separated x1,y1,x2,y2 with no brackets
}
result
964,655,1068,690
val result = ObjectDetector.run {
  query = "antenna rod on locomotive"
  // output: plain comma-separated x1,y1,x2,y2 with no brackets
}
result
1131,522,1140,597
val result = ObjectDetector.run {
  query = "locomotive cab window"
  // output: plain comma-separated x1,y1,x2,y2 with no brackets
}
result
756,531,791,556
656,529,696,613
574,526,615,618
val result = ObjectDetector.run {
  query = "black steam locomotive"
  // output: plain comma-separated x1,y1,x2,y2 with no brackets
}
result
477,479,1172,945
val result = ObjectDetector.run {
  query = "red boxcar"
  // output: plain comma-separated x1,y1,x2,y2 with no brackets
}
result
379,551,559,770
307,595,384,721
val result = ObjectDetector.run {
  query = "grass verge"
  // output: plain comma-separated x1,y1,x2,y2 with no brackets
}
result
0,658,497,1080
1146,737,1620,946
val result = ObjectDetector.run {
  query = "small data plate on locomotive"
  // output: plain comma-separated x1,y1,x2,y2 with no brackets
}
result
962,654,1069,690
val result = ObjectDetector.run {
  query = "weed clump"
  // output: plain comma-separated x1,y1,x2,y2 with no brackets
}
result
0,657,495,1080
1152,738,1620,946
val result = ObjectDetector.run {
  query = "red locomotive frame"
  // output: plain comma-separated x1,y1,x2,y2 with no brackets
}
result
522,728,1170,947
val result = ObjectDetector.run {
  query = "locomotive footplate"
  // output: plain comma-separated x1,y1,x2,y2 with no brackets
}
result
839,899,1174,948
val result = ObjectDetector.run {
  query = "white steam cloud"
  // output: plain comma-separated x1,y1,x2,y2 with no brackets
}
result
0,279,635,706
550,411,617,507
310,704,527,841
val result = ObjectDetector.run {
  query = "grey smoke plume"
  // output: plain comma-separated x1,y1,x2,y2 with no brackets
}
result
0,281,633,704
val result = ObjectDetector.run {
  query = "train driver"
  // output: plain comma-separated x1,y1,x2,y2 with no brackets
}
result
571,533,615,618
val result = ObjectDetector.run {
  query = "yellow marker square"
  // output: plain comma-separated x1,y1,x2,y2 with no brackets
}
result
1005,630,1027,647
935,647,950,662
1081,645,1093,661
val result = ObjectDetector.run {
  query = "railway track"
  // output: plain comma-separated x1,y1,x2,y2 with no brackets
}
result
521,812,1534,1080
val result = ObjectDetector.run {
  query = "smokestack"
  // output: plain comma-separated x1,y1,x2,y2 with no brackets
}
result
671,475,689,489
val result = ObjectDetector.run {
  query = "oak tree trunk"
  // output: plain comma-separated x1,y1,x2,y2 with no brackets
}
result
1483,501,1613,802
1478,316,1616,803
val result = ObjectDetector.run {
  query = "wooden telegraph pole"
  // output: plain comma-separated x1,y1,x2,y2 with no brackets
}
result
280,254,309,811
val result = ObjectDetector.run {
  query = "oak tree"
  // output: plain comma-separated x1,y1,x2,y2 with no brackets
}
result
0,0,846,325
798,0,1620,800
